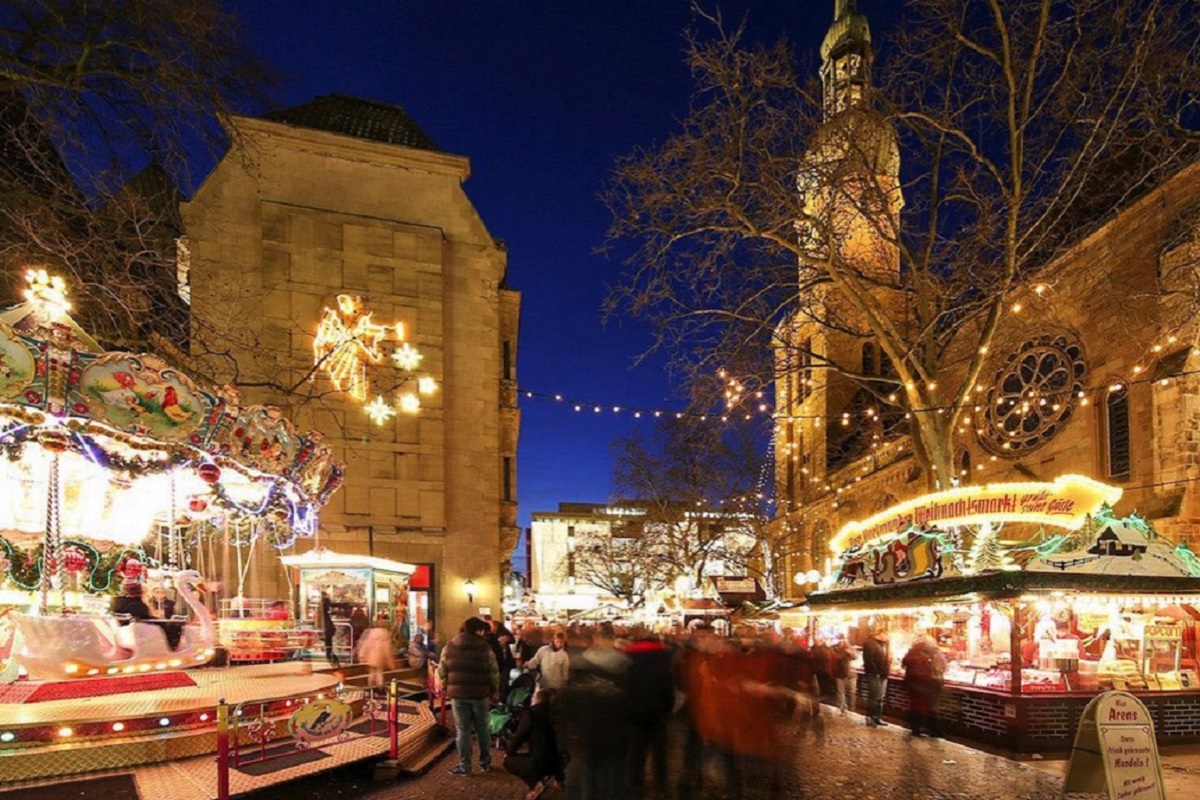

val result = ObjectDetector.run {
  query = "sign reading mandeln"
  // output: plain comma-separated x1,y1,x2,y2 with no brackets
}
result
830,475,1123,554
1061,691,1166,800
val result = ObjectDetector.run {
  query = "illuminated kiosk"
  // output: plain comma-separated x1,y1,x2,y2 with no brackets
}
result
279,549,416,658
0,272,353,785
805,475,1200,752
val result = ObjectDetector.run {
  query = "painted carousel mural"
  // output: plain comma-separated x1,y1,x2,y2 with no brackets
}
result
0,270,344,681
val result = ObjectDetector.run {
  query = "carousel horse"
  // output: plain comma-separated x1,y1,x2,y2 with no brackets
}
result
12,570,216,680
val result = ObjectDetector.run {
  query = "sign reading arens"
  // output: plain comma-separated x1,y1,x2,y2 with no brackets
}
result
830,475,1122,554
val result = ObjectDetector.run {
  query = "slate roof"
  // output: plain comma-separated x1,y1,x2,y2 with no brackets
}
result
264,94,440,152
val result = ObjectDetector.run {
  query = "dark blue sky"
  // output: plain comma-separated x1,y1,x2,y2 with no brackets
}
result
225,1,896,552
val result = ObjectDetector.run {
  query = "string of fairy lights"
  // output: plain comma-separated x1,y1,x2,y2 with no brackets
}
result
515,320,1200,510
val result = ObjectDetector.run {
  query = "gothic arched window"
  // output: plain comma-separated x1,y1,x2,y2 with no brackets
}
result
1104,386,1131,479
861,342,876,377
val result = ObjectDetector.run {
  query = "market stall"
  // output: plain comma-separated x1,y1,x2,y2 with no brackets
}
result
280,549,416,658
806,475,1200,751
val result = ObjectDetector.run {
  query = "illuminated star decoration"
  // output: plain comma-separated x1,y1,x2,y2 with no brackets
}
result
23,269,72,322
397,392,421,414
364,395,397,425
391,342,423,372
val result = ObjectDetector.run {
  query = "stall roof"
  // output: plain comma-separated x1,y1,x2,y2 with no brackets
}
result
806,571,1200,612
281,549,416,575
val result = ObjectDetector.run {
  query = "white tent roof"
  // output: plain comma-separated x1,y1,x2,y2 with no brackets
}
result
281,549,416,575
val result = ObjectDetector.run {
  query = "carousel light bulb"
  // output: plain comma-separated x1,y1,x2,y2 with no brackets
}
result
23,269,72,321
364,396,396,425
392,342,423,372
417,376,437,395
0,732,14,742
58,727,73,738
397,393,421,414
112,722,125,732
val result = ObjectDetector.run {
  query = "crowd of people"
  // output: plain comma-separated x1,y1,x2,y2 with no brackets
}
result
435,618,951,800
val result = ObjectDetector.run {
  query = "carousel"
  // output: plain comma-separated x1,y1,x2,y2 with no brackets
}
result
0,271,349,786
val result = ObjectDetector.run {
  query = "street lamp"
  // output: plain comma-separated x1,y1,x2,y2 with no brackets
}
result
464,579,475,605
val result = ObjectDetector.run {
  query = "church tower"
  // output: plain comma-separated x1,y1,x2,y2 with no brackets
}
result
774,0,902,570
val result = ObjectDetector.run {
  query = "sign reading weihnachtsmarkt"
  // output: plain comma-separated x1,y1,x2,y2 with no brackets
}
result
831,475,1123,553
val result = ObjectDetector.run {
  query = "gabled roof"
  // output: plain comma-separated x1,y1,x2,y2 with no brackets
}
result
263,94,440,152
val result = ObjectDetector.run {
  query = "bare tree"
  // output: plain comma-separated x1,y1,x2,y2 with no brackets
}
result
611,419,763,589
0,0,265,351
567,521,668,607
603,0,1200,488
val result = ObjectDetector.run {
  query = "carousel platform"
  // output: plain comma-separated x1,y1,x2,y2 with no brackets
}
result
0,661,448,797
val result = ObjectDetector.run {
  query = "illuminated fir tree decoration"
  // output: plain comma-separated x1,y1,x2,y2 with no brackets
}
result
313,295,390,402
364,395,396,425
23,269,71,322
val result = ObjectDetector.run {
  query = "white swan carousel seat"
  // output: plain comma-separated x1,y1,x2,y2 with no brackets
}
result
12,570,216,680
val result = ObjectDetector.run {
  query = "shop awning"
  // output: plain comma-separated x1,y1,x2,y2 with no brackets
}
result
806,571,1200,612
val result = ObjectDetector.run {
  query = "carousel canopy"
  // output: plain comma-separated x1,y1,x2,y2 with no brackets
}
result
0,270,344,550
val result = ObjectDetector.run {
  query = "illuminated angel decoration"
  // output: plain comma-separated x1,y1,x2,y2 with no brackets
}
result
312,295,390,402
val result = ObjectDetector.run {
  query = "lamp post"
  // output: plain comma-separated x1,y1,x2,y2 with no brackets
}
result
464,579,475,606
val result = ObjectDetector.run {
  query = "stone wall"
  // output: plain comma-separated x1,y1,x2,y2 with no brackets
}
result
181,116,519,629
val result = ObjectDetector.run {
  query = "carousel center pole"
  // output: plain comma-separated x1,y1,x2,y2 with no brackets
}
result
40,451,63,614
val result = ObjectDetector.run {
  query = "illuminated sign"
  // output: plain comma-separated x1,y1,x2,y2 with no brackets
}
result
831,474,1122,554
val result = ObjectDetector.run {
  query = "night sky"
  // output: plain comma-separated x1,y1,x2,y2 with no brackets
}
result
224,1,898,568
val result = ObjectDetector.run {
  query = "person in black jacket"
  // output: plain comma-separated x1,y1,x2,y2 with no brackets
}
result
438,617,500,776
503,689,564,799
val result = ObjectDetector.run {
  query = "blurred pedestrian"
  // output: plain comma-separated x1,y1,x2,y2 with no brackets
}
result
357,622,396,687
624,635,673,800
439,617,499,776
560,624,631,800
504,689,565,800
863,629,890,726
320,593,340,668
902,636,946,737
833,638,856,715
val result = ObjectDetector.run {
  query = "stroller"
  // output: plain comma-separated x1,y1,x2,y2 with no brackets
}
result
489,671,536,750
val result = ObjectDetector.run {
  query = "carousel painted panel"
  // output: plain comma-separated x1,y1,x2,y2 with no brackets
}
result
220,407,300,475
0,321,39,403
76,353,204,441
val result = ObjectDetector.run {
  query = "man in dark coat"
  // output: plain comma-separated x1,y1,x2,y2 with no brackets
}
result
111,580,152,621
438,616,499,776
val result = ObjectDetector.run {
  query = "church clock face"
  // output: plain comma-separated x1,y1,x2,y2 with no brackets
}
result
977,334,1086,456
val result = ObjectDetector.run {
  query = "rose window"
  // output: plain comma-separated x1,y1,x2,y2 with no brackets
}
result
978,334,1086,456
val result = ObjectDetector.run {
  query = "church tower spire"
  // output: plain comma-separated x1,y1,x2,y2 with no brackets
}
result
820,0,873,118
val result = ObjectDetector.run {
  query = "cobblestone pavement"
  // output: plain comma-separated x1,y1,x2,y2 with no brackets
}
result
245,710,1083,800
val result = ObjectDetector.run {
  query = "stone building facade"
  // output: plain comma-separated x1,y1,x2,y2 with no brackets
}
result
181,95,521,628
774,7,1200,594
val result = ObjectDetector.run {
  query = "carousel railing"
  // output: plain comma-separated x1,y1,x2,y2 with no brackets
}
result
214,678,414,800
